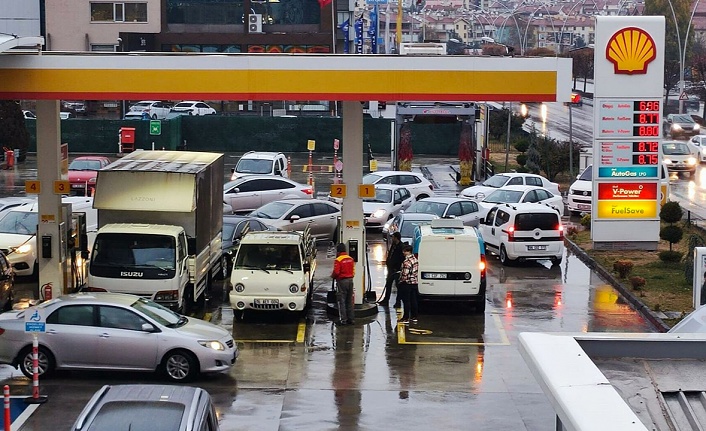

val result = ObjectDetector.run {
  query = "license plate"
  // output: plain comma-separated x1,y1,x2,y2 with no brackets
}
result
424,273,447,279
577,204,591,210
527,245,547,251
71,184,84,189
254,299,279,305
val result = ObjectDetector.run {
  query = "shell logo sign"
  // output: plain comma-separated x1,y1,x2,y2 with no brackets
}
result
606,27,656,75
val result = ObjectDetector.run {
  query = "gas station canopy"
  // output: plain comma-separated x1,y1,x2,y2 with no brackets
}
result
0,34,43,54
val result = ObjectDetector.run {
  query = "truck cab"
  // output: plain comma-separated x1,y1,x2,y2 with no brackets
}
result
229,228,316,319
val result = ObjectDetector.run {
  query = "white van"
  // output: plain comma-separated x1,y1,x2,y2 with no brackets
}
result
479,202,564,266
413,219,487,311
229,230,315,319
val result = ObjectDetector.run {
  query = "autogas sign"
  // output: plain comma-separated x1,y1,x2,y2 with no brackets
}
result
597,182,657,200
597,166,658,178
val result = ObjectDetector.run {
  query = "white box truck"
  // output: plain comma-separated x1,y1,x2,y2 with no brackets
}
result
87,151,224,312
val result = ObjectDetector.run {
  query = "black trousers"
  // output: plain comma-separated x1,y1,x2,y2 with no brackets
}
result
398,282,418,320
382,270,398,303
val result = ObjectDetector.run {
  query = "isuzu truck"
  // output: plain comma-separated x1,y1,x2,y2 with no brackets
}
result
88,151,224,312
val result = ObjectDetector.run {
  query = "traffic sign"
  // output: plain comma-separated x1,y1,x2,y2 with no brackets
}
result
150,120,161,135
53,180,70,195
307,140,316,151
24,307,46,333
334,160,343,172
679,91,688,101
333,139,339,150
25,180,40,194
358,184,375,198
369,159,378,172
330,184,347,198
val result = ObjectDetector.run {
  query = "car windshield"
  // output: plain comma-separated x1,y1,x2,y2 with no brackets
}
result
578,166,592,181
236,158,273,174
234,244,301,271
484,189,524,203
91,234,176,270
364,189,392,203
362,173,382,184
663,143,691,155
0,211,38,235
400,220,432,238
251,201,295,219
222,222,237,240
69,160,102,171
673,115,693,123
406,201,447,216
130,297,182,327
481,175,510,188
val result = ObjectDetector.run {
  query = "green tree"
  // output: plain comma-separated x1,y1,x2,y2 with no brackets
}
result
689,38,706,118
0,101,29,161
488,108,524,140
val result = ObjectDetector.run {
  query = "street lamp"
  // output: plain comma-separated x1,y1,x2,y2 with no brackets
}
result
665,0,700,113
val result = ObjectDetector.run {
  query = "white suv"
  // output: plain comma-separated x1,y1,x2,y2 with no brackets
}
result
567,165,592,216
231,151,288,180
479,202,564,266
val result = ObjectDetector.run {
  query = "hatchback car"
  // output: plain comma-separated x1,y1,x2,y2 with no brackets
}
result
171,101,216,116
68,156,112,196
665,114,701,139
251,199,341,241
362,171,434,200
223,176,313,214
0,293,238,381
460,173,560,200
128,100,172,119
477,185,564,218
363,185,414,228
405,196,482,227
72,385,220,431
222,215,277,276
663,141,698,175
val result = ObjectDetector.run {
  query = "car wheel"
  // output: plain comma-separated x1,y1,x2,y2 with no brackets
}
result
499,245,514,266
19,346,54,379
151,114,157,120
417,194,429,201
162,350,198,382
551,256,563,265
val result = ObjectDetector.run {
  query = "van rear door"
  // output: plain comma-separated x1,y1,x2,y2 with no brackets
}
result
454,236,481,296
418,236,455,296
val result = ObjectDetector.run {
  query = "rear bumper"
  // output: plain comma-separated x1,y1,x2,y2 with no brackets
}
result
507,242,564,260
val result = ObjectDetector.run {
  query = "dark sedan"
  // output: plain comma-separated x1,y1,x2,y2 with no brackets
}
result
222,215,277,276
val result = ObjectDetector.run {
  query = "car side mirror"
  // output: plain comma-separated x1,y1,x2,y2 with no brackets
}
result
233,188,240,193
290,215,300,223
141,323,158,332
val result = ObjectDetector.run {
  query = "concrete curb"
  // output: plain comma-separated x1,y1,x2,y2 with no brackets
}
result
565,238,671,333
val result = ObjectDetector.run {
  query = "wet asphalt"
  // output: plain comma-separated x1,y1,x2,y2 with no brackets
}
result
0,152,658,431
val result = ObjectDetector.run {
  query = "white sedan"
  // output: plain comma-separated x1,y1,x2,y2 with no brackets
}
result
170,101,216,116
405,197,482,227
460,173,560,200
477,185,564,219
363,185,414,228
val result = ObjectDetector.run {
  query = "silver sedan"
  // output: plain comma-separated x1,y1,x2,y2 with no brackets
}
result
224,176,313,214
0,293,238,382
251,199,341,241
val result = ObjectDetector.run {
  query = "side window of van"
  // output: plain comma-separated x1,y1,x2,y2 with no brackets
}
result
495,210,510,227
485,208,498,225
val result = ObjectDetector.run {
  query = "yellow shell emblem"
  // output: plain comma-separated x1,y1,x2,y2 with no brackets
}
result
606,27,656,75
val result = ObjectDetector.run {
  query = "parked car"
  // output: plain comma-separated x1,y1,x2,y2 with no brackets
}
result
363,185,414,228
62,101,86,115
477,185,564,218
170,101,216,116
479,202,564,266
567,165,592,216
123,111,151,121
72,384,220,431
460,172,560,200
405,196,482,227
251,199,341,241
691,114,705,127
68,156,112,196
59,112,76,120
690,135,706,162
383,212,438,249
222,215,277,276
223,175,313,214
664,113,701,139
0,292,238,381
0,197,35,214
362,171,434,200
231,151,288,181
128,100,172,119
0,251,14,311
22,110,36,120
663,141,698,175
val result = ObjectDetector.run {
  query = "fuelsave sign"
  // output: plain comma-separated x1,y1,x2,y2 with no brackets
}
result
597,182,657,200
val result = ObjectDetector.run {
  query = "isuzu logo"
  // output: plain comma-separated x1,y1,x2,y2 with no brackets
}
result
120,271,144,277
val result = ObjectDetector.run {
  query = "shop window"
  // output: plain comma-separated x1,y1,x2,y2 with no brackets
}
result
91,3,147,22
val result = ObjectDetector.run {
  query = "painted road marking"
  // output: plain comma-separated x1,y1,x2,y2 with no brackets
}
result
9,397,39,429
296,320,306,343
235,319,307,344
396,312,511,346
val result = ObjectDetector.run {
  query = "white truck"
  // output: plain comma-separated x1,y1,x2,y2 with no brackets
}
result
87,151,224,312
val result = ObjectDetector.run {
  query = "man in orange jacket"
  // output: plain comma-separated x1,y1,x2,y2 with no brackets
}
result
332,243,355,325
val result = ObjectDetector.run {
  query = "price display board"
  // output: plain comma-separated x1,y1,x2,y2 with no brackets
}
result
598,141,660,169
597,99,661,139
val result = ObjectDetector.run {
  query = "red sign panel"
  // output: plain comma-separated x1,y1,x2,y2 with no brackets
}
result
598,182,657,200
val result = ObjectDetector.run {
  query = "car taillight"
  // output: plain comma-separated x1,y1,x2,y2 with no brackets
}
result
0,328,4,335
558,225,564,240
302,188,314,195
479,257,486,274
507,226,515,242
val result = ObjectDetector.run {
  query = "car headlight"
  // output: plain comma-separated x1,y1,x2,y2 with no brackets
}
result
372,209,387,219
688,157,697,165
89,177,97,183
695,124,701,130
664,158,672,164
289,284,299,294
672,124,683,131
234,283,245,293
198,340,225,351
12,243,32,254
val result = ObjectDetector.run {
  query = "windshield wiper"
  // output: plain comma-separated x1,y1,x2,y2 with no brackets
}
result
238,265,270,274
276,268,294,274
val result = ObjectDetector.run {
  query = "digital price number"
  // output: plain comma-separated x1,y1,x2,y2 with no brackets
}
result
598,99,662,138
631,141,659,165
634,101,660,111
599,141,660,167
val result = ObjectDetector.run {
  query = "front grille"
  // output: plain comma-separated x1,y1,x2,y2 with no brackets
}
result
226,339,234,348
364,213,371,217
572,198,591,204
571,190,591,197
250,303,284,310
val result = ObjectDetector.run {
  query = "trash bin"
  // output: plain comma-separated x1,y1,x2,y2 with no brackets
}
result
119,127,136,153
5,149,14,168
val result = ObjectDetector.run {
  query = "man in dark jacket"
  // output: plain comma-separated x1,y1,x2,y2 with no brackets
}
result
332,243,356,325
380,232,404,306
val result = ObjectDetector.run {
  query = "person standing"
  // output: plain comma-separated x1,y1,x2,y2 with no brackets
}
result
332,242,356,325
381,232,404,306
397,244,419,324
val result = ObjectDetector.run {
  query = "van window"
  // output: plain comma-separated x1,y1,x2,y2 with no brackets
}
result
495,210,510,227
515,213,559,231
